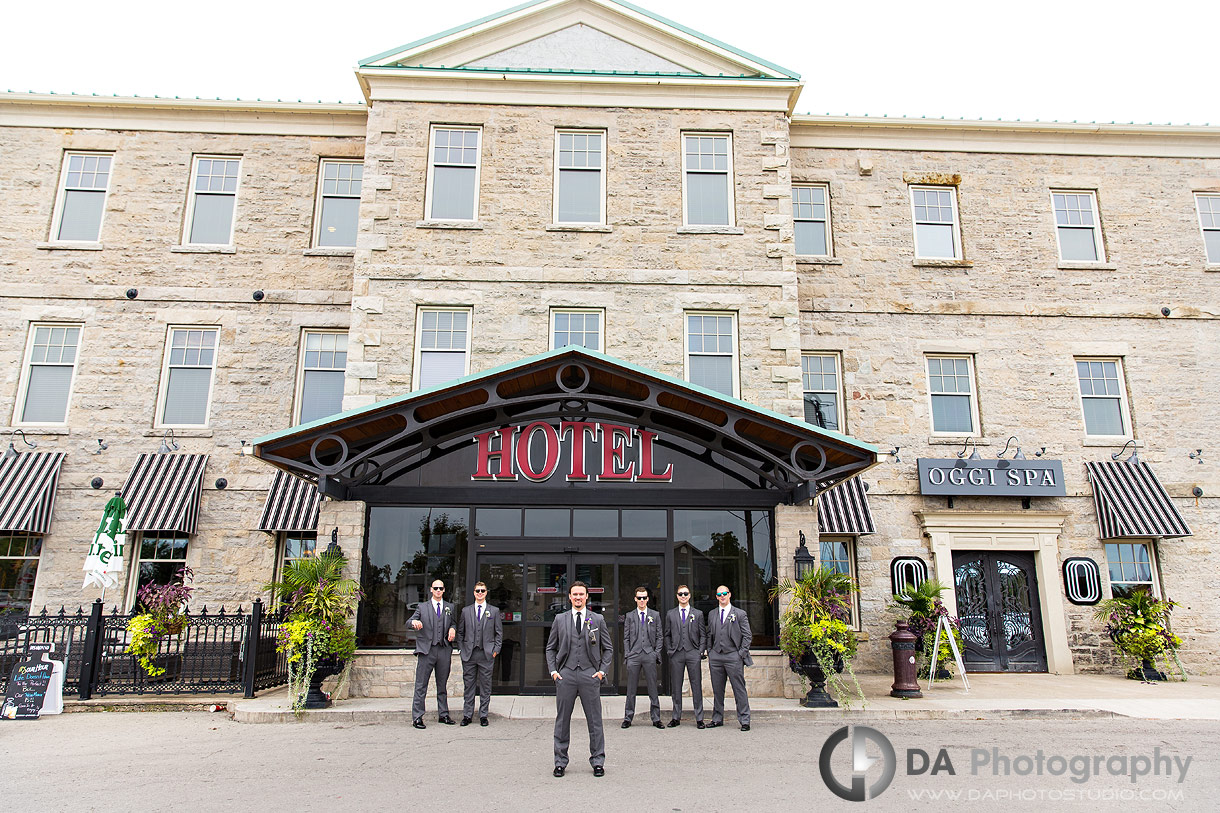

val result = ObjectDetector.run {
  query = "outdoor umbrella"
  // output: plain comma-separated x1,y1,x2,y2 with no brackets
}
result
83,491,127,598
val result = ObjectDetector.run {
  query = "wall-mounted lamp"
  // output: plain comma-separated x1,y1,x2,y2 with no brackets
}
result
4,429,37,462
888,447,901,463
1189,449,1204,465
325,527,343,557
92,438,108,455
998,436,1025,459
793,531,815,580
1111,438,1139,464
157,429,179,454
956,437,981,461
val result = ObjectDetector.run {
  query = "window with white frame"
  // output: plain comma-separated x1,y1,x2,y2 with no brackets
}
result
554,130,605,224
314,160,363,247
157,328,218,427
277,532,318,581
550,309,602,351
926,355,978,434
801,354,842,432
1195,194,1220,263
133,533,189,601
297,331,348,424
1075,358,1131,438
184,156,240,245
1104,541,1157,598
415,308,471,390
819,536,859,626
910,186,961,259
16,324,81,424
685,312,737,397
683,133,733,226
792,184,831,256
51,152,112,242
1052,191,1104,262
0,533,42,616
427,127,480,221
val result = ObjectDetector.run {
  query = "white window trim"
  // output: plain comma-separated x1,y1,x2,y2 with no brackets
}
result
182,155,241,247
412,306,474,391
909,185,962,260
792,183,833,258
925,353,980,437
683,310,740,398
549,307,605,351
680,132,735,228
13,322,84,427
275,531,318,585
1050,189,1106,263
1194,193,1220,265
1104,540,1161,599
1074,356,1133,440
312,159,362,248
154,325,220,430
801,352,845,432
48,151,113,244
819,535,860,628
552,129,607,226
294,328,349,425
424,125,482,223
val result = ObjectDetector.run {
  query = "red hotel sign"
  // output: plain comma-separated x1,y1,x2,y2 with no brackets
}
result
471,421,674,483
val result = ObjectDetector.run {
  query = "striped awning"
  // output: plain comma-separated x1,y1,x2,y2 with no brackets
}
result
259,470,321,532
1085,460,1191,540
0,452,66,534
123,453,208,533
817,475,876,535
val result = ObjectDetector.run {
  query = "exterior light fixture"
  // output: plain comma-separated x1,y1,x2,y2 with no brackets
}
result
1111,439,1139,464
326,527,343,557
956,438,981,461
4,429,37,461
1189,449,1204,465
157,429,179,454
794,531,815,580
888,446,901,463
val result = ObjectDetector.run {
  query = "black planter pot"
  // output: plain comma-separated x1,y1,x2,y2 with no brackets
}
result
304,656,346,709
792,648,844,708
1129,658,1168,682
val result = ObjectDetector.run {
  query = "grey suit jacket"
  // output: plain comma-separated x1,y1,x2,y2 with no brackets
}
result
623,607,662,661
408,600,456,655
546,609,613,675
664,606,707,656
457,602,503,661
706,604,753,666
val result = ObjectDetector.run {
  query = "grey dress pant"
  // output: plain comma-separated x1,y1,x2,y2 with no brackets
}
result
462,651,493,719
553,668,605,768
412,647,452,720
708,652,750,726
623,654,660,723
669,649,704,722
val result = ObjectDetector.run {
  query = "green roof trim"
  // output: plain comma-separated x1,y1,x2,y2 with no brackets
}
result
250,346,875,455
358,0,799,80
360,64,795,80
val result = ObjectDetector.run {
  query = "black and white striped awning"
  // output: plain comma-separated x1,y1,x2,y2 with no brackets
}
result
0,452,66,534
817,475,876,535
123,453,208,533
1085,460,1191,540
259,470,321,532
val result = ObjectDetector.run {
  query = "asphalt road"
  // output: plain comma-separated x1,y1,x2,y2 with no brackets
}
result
2,713,1217,812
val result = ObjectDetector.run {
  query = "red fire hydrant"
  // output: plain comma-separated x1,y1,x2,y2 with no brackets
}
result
890,619,923,698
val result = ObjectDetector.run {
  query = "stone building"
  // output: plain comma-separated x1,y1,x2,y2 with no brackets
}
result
1,0,1216,698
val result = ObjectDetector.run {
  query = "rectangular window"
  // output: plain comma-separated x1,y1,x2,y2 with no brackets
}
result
683,133,733,226
819,536,859,627
427,127,480,221
801,354,842,432
314,160,363,247
792,184,831,256
926,355,978,435
16,324,81,425
685,312,737,397
554,130,605,224
132,533,189,604
51,152,112,242
184,156,240,246
1104,541,1156,598
1052,191,1104,262
157,327,218,427
550,309,603,351
277,532,318,582
1075,358,1130,438
910,186,961,259
296,331,348,424
415,308,471,390
1196,194,1220,264
0,533,42,617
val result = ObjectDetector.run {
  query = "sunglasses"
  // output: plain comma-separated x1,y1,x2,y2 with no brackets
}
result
676,592,689,596
635,596,649,601
432,586,445,591
474,588,487,593
716,592,729,597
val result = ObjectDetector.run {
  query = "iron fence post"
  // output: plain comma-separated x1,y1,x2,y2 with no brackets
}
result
242,598,264,698
78,599,105,700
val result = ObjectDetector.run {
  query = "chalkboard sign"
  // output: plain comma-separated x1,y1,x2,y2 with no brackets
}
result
2,644,56,720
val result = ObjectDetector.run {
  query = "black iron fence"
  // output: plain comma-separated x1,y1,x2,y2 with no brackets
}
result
0,599,289,699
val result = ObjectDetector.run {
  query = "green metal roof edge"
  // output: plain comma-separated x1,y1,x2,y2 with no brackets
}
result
359,64,794,80
358,0,800,80
250,345,876,456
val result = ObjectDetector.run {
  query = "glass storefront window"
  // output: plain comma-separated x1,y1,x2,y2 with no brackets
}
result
572,509,618,537
622,509,666,538
475,508,521,537
524,508,569,537
0,533,42,617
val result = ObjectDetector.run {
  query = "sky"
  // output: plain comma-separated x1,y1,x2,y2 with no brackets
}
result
2,0,1215,125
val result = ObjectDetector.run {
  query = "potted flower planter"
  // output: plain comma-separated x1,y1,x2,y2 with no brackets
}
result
1130,658,1168,682
792,648,844,708
303,655,346,709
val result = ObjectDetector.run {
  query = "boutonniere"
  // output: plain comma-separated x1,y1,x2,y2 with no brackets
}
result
727,614,737,624
646,616,655,624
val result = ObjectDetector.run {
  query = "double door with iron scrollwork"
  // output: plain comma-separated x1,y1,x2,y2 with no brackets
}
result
952,551,1047,672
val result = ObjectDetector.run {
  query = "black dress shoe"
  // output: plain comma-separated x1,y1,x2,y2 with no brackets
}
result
653,721,665,729
593,766,605,777
438,716,456,725
621,720,631,728
412,719,426,729
480,717,489,727
706,721,723,728
667,719,681,728
460,717,471,726
740,724,750,731
553,766,565,778
696,720,705,729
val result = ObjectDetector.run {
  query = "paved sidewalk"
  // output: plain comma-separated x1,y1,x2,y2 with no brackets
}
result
231,671,1220,723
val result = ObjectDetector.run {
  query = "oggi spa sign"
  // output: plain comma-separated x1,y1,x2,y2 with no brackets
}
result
471,422,674,484
917,458,1066,497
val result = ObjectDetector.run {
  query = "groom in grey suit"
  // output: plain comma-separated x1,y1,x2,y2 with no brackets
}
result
706,584,753,730
621,586,663,728
408,578,457,728
664,583,707,727
546,581,613,777
457,581,503,726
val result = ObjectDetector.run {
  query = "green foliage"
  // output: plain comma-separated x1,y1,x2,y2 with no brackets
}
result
126,614,169,677
890,578,948,617
890,579,962,680
125,567,193,677
1094,588,1183,680
771,567,864,708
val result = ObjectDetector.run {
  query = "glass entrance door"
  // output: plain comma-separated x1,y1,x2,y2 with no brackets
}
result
952,551,1048,672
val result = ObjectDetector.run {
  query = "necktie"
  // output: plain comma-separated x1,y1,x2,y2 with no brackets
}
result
720,608,724,625
682,608,687,624
477,606,482,624
640,611,645,626
575,612,582,631
436,602,441,619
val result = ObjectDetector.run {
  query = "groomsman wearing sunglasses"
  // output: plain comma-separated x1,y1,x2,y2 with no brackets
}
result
621,586,663,729
706,585,753,731
457,581,503,726
664,584,707,727
409,579,457,729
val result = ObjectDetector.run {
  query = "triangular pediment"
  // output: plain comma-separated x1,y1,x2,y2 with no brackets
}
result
463,23,689,73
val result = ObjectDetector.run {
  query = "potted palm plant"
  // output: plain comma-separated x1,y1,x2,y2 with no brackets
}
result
772,568,864,708
890,579,963,680
264,547,361,712
1094,587,1183,681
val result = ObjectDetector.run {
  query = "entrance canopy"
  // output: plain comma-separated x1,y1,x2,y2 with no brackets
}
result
250,347,877,506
